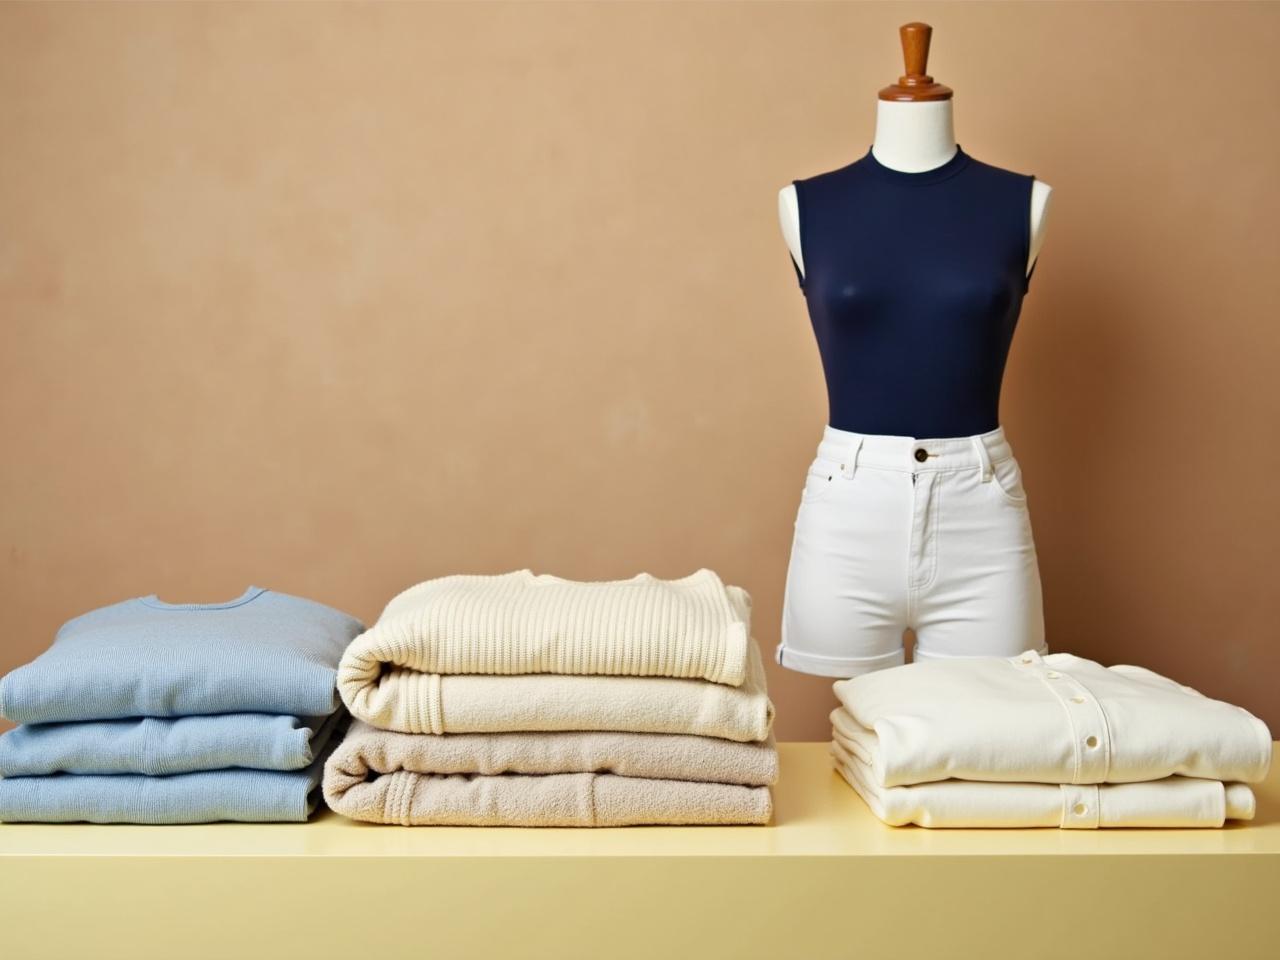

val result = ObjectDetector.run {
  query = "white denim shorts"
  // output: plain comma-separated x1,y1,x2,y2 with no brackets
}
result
777,424,1046,678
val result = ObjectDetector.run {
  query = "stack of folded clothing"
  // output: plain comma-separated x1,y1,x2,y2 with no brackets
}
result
830,649,1273,829
325,569,777,826
0,587,363,823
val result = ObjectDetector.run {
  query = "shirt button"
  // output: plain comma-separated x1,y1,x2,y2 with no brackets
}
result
1073,803,1089,816
1046,671,1061,679
1085,735,1100,749
914,448,929,463
1070,696,1086,704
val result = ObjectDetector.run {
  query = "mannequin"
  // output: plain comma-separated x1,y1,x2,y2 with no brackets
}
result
774,23,1052,680
778,25,1054,288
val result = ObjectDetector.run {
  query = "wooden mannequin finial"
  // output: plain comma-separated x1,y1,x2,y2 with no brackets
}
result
878,22,953,101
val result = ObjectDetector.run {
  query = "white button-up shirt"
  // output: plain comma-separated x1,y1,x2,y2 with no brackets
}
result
833,650,1272,788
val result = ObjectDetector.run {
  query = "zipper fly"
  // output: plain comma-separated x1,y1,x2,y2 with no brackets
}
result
907,470,939,590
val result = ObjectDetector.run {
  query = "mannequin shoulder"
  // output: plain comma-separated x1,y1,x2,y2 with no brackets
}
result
1029,177,1054,234
778,183,803,269
777,182,799,224
1030,176,1054,212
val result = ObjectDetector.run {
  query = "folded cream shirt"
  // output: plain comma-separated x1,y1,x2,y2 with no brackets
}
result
831,738,1256,829
833,650,1272,788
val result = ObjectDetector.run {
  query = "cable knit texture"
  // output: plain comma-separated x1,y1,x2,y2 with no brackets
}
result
341,635,774,741
337,571,752,711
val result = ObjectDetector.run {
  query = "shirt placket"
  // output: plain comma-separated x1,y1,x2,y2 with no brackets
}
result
1012,650,1112,785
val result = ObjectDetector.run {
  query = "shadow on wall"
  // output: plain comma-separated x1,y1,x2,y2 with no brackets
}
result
1019,268,1138,665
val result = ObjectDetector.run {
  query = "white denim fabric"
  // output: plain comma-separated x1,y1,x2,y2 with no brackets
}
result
777,424,1045,678
831,651,1274,788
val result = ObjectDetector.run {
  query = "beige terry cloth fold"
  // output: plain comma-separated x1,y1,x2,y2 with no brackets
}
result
337,570,752,700
341,636,775,742
328,770,772,827
327,720,779,788
832,737,1256,829
324,725,775,827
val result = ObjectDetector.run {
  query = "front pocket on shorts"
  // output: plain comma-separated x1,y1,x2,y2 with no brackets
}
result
989,455,1029,505
800,457,841,504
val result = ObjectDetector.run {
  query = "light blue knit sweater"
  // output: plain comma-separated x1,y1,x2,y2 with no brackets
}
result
0,587,361,823
0,587,362,724
0,748,334,823
0,711,343,777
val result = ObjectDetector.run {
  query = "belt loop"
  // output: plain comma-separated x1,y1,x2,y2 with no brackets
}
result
971,435,993,483
841,435,864,479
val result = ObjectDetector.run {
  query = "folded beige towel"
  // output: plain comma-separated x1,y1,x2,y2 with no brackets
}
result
326,719,779,788
341,635,775,742
327,770,772,827
324,723,775,828
337,572,752,717
832,738,1255,829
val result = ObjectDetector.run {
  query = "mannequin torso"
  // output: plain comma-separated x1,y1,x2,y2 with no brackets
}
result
775,26,1049,680
778,100,1053,285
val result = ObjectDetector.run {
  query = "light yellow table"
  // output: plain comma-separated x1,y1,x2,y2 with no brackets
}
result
2,742,1278,959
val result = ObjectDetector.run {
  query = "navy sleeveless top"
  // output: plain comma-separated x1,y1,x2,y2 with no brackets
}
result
790,143,1038,439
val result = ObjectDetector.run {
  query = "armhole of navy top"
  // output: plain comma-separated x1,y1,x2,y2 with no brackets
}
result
1024,174,1038,293
789,179,806,292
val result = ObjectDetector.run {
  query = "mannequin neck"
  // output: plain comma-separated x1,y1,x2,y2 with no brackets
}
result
870,99,958,172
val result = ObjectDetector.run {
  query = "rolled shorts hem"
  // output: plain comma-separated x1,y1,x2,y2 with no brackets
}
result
774,644,905,679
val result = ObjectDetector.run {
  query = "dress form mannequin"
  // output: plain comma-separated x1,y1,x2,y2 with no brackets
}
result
773,23,1052,679
777,23,1053,284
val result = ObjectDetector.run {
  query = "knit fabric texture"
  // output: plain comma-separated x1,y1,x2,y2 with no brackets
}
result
0,711,343,777
341,635,774,741
337,571,752,707
0,587,363,724
831,736,1256,829
0,746,333,824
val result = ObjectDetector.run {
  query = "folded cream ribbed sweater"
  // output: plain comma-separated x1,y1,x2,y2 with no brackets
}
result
341,634,774,742
338,572,751,714
831,737,1256,829
833,650,1273,787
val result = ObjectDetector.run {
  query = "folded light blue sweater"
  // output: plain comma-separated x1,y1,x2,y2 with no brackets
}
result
0,711,343,777
0,748,333,823
0,587,363,724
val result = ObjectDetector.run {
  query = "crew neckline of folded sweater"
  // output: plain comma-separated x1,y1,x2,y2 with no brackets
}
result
137,586,267,611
